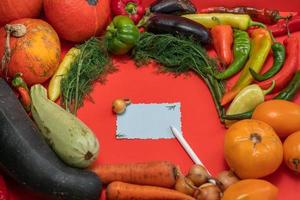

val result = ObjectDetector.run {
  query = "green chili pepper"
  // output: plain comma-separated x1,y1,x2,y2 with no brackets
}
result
215,29,250,80
275,70,300,100
221,28,272,106
249,42,286,81
223,71,300,120
105,15,140,55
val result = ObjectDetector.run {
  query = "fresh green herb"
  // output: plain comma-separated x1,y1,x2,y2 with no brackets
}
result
61,37,114,114
132,32,225,122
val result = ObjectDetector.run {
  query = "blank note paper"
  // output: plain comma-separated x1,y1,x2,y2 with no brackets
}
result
116,103,182,139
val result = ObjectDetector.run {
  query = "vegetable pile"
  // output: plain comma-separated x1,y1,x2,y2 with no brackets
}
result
0,0,300,200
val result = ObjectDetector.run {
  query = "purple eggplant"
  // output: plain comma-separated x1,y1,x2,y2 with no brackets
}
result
144,13,211,45
150,0,197,15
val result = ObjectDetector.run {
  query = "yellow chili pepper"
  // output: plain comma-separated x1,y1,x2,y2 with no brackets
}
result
48,48,80,102
182,13,266,30
221,28,272,105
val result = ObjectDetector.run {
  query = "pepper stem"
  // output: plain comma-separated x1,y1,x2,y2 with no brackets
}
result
249,20,266,28
126,2,137,14
262,80,276,95
211,16,221,25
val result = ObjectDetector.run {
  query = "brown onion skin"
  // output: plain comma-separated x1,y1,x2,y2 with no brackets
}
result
217,170,239,191
187,164,209,187
175,176,196,196
194,183,222,200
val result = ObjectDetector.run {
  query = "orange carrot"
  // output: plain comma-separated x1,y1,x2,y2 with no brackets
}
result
91,161,178,188
106,181,196,200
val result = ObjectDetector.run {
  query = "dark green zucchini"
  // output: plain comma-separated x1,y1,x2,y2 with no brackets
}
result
0,79,102,200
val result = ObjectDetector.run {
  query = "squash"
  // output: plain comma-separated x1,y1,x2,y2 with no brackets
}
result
44,0,111,42
0,0,43,26
0,18,61,85
30,84,99,168
0,78,102,200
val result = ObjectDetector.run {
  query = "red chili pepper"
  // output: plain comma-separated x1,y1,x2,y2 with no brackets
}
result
269,14,300,37
11,73,31,112
0,174,9,200
111,0,145,24
200,6,285,24
211,25,233,66
257,36,299,93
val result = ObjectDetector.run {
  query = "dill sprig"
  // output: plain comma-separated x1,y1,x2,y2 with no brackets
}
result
61,37,115,114
132,32,225,122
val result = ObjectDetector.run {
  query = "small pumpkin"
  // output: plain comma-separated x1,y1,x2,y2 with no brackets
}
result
44,0,111,42
224,119,283,179
0,0,43,26
283,131,300,173
222,179,278,200
0,18,61,85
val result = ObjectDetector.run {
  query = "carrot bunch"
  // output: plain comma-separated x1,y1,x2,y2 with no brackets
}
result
91,161,196,200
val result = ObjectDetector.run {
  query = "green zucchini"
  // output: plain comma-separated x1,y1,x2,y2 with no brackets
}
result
31,84,99,168
0,78,102,200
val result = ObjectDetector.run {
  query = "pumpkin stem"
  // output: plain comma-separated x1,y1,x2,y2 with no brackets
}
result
1,24,27,79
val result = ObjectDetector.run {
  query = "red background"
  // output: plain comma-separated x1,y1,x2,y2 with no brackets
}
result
5,0,300,200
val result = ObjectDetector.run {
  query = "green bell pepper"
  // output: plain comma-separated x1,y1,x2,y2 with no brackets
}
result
105,16,140,55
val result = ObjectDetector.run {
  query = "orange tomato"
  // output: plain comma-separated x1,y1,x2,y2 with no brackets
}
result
252,100,300,138
224,119,283,179
283,130,300,173
222,179,278,200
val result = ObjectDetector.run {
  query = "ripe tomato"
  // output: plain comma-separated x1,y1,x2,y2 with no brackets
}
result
252,100,300,138
222,179,278,200
224,119,283,179
283,131,300,172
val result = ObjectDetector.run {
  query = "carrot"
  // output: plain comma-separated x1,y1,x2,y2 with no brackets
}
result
106,181,196,200
91,161,179,188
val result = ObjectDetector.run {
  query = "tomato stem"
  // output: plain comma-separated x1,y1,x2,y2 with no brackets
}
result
293,159,300,172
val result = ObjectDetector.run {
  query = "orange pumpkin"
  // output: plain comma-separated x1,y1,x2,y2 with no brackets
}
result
283,130,300,173
0,19,61,85
224,119,283,179
252,100,300,138
222,179,278,200
44,0,111,42
0,0,43,26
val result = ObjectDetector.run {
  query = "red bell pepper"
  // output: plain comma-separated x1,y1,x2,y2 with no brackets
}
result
269,13,300,37
257,36,299,93
0,174,9,200
111,0,145,24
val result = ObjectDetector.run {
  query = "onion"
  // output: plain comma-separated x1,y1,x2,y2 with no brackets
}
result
112,99,131,114
194,183,222,200
175,176,196,196
216,170,239,191
187,164,209,186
